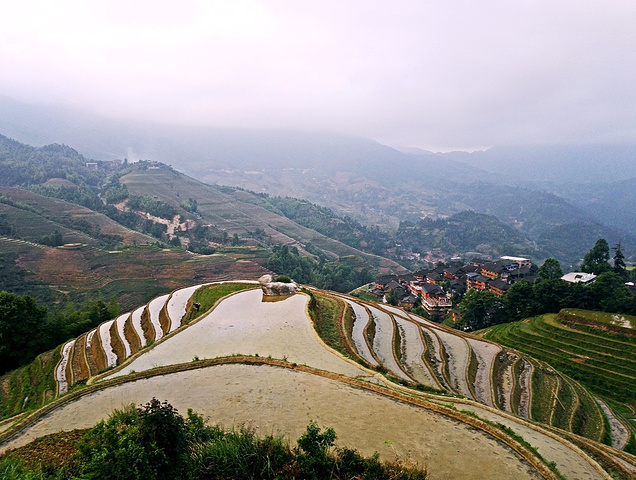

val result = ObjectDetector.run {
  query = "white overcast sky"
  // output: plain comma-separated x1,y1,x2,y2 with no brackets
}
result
1,0,635,150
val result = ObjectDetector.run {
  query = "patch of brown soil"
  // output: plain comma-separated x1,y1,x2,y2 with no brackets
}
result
124,315,141,354
3,429,87,472
90,331,107,373
159,302,171,336
70,334,89,385
140,307,155,346
109,320,125,365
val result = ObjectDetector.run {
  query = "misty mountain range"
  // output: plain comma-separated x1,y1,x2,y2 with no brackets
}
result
1,96,634,267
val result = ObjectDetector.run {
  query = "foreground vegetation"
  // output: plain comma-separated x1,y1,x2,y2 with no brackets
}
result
0,399,428,480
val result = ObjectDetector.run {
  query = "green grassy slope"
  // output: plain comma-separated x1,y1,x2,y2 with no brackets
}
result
484,313,635,408
120,165,407,274
0,187,154,246
484,311,636,451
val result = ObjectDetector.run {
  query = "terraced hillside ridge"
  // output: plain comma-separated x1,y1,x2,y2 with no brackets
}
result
0,282,259,421
118,163,407,275
0,232,270,312
335,296,631,451
483,310,636,452
3,285,634,480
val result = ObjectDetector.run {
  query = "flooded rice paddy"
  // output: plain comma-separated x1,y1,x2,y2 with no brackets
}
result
130,306,146,346
115,314,131,358
393,316,437,387
148,294,169,341
98,320,117,368
466,337,500,406
55,340,75,395
166,284,204,332
342,298,378,366
3,364,544,480
367,305,411,382
106,290,369,380
433,328,472,398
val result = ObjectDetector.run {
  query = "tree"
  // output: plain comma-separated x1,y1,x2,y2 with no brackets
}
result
385,288,398,306
0,292,48,374
458,289,503,330
532,279,568,314
78,399,188,480
613,241,627,278
503,280,536,322
538,258,563,281
590,272,633,313
580,238,611,274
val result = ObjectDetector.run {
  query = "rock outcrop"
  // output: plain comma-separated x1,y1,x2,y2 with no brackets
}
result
259,274,298,296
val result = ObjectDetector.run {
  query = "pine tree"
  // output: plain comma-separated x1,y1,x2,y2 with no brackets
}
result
613,241,627,278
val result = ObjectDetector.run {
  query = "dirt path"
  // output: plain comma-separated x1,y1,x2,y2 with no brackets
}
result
596,397,630,450
2,364,544,480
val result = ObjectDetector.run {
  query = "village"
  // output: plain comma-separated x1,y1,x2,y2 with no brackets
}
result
369,256,536,318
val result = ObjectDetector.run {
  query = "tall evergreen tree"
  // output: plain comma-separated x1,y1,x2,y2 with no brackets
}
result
612,241,627,278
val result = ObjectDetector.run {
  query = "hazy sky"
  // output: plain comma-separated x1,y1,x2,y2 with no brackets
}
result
1,1,635,150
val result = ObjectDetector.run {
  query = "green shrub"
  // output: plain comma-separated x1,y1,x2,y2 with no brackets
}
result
274,275,292,283
1,402,428,479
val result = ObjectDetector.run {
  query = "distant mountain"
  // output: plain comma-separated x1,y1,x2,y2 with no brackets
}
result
442,143,636,185
555,177,636,237
1,97,634,266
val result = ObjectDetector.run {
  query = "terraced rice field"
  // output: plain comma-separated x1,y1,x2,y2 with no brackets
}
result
485,314,636,406
484,312,636,451
2,283,634,480
147,294,169,341
341,298,378,367
40,282,257,396
367,305,411,382
340,299,615,446
106,289,369,380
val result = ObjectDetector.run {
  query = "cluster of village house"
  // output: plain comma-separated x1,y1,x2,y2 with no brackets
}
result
370,256,535,317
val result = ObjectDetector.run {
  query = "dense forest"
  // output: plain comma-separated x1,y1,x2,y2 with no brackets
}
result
0,291,119,375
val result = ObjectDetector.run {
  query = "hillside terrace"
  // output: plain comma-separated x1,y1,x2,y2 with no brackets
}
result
371,256,537,316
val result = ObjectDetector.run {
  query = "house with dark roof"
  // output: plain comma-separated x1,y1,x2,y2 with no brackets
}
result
426,272,444,284
480,260,511,280
466,274,489,291
375,275,399,289
398,295,418,308
443,266,460,280
489,279,510,297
